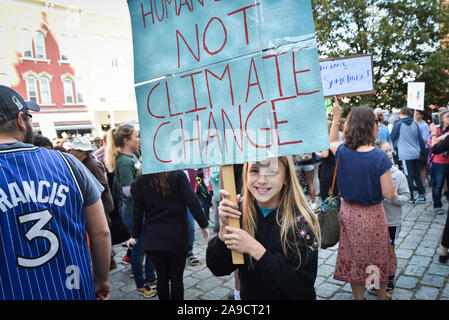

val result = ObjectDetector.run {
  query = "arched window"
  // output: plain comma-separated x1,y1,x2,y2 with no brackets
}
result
60,74,84,105
20,29,33,58
20,28,48,61
63,78,74,103
39,77,52,104
34,31,46,59
25,77,38,102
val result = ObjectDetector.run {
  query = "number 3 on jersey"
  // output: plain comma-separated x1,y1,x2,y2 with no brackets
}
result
16,209,60,268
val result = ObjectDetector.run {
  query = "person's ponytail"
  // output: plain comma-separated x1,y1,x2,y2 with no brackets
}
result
104,128,119,172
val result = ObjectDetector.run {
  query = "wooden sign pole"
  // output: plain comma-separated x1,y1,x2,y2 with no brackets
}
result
221,165,244,264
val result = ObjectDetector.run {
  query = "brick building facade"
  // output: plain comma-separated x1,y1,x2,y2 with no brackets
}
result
0,0,137,139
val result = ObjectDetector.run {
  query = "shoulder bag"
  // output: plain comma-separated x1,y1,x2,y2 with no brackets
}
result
315,160,340,249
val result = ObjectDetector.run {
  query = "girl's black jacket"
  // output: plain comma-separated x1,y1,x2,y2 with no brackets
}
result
206,204,319,300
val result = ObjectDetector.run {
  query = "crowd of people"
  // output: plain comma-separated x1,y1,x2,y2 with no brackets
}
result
1,84,449,301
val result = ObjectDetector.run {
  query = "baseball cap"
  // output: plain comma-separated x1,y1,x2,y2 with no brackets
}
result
0,85,40,124
67,136,93,151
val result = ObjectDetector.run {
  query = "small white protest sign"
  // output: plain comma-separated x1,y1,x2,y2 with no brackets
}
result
407,82,425,111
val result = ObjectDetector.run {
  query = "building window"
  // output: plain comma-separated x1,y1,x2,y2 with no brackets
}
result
21,30,33,58
112,57,119,68
34,32,46,59
58,35,80,64
76,91,84,103
21,29,48,60
60,51,69,61
39,77,52,104
59,35,69,61
63,78,74,103
75,78,85,104
26,77,38,102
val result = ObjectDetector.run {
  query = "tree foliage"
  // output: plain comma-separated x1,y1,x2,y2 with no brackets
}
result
312,0,449,111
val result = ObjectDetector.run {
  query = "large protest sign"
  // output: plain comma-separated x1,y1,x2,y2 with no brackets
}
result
320,55,375,98
407,82,425,111
127,0,329,174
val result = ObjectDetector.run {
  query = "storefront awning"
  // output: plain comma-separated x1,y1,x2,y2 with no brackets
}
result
33,123,95,131
54,124,95,131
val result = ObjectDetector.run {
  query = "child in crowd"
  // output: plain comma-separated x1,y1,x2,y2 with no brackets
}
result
206,157,321,299
368,140,410,296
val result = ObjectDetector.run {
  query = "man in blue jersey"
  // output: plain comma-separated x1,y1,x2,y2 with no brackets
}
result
0,85,111,300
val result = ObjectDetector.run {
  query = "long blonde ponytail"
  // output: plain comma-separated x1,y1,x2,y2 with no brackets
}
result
104,124,136,172
104,128,119,173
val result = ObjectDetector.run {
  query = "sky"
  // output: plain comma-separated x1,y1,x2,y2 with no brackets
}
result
49,0,130,19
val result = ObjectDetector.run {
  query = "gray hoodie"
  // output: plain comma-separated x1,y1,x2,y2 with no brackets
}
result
391,117,425,161
382,165,410,227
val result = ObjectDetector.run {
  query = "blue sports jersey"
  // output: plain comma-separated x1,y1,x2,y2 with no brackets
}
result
0,145,95,300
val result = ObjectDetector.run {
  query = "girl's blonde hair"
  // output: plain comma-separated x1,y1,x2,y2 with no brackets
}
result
104,124,135,172
241,156,321,268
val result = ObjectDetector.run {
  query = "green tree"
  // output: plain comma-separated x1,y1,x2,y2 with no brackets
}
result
312,0,449,111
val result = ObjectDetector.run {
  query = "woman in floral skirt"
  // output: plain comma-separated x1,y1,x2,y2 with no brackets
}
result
329,98,397,300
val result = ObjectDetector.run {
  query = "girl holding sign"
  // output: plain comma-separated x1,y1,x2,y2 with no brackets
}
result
206,156,321,299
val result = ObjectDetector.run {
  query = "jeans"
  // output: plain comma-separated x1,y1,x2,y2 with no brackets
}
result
121,211,157,287
186,207,195,253
402,159,425,199
431,163,449,209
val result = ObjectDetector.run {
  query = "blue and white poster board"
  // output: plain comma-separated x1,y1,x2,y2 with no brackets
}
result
320,54,375,98
407,82,425,111
127,0,329,174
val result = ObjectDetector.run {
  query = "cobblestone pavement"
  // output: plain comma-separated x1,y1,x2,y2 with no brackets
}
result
109,187,449,300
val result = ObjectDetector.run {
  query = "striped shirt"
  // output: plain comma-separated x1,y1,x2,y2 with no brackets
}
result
0,143,103,300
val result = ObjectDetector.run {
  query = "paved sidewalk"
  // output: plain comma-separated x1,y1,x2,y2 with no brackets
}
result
109,188,449,300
